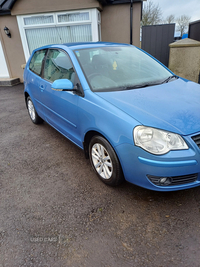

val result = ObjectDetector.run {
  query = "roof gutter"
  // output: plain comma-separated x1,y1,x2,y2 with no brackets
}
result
97,0,143,5
0,10,10,15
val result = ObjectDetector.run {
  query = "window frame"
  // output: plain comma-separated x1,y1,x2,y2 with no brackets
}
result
23,14,55,27
17,9,101,62
41,48,85,97
56,11,91,25
29,49,47,76
42,48,75,83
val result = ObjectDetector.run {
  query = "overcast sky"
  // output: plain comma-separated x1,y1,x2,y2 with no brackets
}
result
147,0,200,23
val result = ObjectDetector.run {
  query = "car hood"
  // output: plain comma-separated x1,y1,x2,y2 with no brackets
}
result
95,79,200,135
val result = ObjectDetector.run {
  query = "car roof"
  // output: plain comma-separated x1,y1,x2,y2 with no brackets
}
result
34,42,131,52
63,42,130,50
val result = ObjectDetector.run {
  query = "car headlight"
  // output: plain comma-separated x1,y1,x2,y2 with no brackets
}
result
133,126,188,155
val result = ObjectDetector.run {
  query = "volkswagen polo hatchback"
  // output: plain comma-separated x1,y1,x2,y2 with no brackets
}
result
24,42,200,191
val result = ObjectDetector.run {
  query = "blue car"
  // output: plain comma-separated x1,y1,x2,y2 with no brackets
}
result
24,42,200,191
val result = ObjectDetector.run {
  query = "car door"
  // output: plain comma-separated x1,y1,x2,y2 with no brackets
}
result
40,48,82,147
28,49,47,117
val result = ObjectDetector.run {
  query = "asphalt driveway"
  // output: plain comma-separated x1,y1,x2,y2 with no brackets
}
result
1,84,200,266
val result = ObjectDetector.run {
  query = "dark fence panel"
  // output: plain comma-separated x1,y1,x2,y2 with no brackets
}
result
189,20,200,42
141,24,175,67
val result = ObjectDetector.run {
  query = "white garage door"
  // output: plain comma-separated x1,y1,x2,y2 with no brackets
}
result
0,40,9,78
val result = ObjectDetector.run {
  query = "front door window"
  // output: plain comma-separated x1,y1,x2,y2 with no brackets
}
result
43,49,75,83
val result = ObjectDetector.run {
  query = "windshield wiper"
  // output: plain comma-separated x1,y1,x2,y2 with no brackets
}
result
121,81,162,90
119,76,178,91
161,75,179,84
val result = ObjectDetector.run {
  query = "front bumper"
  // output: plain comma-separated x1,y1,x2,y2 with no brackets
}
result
115,136,200,191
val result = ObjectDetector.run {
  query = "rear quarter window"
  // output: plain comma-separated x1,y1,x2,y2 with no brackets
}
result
29,49,46,76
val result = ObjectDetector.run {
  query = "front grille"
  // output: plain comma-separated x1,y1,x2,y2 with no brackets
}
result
192,134,200,149
147,173,198,186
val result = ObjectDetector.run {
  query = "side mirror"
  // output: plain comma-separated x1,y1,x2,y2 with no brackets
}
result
51,79,74,91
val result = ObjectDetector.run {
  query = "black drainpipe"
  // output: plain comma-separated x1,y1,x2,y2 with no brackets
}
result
130,0,133,44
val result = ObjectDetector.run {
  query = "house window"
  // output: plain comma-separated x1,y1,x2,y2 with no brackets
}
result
24,15,54,25
57,12,90,23
17,9,101,61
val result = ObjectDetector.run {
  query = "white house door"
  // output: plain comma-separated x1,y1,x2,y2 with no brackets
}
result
0,40,9,78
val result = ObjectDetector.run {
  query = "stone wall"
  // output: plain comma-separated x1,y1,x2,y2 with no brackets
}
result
168,38,200,83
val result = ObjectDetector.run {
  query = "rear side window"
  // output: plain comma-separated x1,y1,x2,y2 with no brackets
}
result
29,49,46,76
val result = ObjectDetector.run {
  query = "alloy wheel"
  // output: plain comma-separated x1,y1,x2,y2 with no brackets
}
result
28,99,36,121
91,143,113,179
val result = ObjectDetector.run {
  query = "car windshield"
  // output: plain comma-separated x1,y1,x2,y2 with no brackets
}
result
74,46,172,92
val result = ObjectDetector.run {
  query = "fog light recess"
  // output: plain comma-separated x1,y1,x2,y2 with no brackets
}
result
147,173,198,186
147,175,172,186
159,177,171,185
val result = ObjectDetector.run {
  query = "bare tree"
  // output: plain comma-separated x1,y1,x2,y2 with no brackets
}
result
165,14,175,24
142,0,162,26
176,15,191,36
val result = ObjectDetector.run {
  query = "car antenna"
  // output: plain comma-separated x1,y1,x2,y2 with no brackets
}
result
55,25,62,43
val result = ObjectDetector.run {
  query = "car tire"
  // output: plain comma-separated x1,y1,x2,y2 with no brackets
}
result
27,96,43,124
89,135,124,186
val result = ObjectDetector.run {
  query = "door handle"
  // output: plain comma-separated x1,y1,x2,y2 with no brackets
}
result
40,85,44,91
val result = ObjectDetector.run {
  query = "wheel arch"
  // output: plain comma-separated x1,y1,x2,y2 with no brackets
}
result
85,132,125,186
83,130,122,167
83,130,104,159
24,92,30,108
